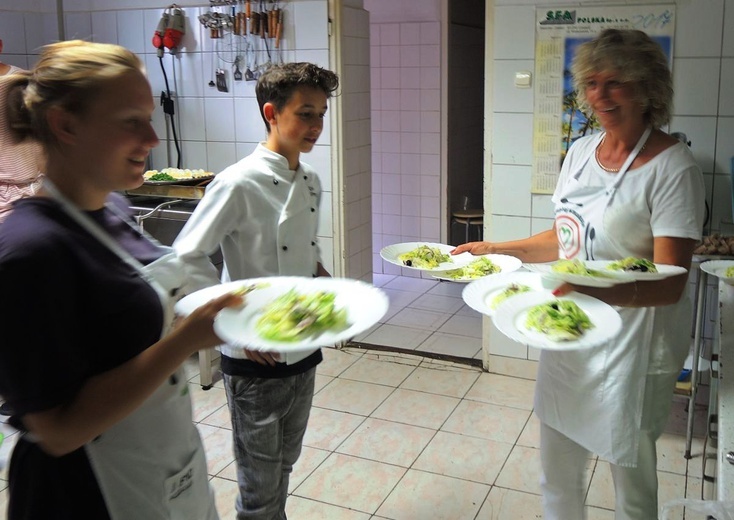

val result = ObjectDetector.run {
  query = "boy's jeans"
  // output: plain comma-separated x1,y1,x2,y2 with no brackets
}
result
223,368,316,520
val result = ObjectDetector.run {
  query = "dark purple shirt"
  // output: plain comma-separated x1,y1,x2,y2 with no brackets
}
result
0,194,164,519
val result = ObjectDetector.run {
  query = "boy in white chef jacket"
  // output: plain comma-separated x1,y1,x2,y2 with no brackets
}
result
174,62,339,519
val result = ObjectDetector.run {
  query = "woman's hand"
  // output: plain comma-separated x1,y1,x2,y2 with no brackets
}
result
244,350,280,366
173,291,244,352
451,241,492,256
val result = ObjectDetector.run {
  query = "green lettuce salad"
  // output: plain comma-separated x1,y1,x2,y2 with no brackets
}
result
552,259,609,277
725,266,734,278
442,257,501,280
525,299,593,341
398,245,450,268
256,290,348,342
607,257,657,273
490,283,532,309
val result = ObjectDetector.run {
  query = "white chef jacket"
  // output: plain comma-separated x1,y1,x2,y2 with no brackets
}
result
534,133,705,466
174,143,323,360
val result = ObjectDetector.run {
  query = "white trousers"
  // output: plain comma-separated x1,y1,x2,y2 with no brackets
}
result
539,372,678,520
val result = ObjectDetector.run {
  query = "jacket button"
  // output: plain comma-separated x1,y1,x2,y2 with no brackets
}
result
311,208,315,212
282,246,288,251
303,175,307,180
273,178,279,185
311,241,316,246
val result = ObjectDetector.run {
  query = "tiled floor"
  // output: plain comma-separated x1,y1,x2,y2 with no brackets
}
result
0,274,714,518
353,274,486,362
0,345,712,519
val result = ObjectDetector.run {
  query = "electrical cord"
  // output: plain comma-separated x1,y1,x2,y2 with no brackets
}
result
158,55,182,169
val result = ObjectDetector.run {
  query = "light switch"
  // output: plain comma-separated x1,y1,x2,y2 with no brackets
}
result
514,71,532,88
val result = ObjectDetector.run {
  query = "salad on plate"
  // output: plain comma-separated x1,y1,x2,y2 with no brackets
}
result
607,257,658,273
490,283,533,310
525,299,594,341
552,259,611,277
256,290,348,342
398,245,451,269
439,257,501,280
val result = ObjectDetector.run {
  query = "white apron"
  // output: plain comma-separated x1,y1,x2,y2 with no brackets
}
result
535,128,662,467
43,180,218,520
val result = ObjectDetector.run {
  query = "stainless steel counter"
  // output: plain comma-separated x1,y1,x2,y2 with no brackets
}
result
717,281,734,499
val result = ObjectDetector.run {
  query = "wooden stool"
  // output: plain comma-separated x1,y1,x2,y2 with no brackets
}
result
451,209,483,243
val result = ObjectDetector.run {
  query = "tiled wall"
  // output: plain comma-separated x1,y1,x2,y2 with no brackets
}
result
339,1,373,282
0,0,339,276
486,0,734,363
367,5,443,276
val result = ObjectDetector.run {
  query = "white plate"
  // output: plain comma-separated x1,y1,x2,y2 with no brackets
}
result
494,291,623,351
431,254,523,283
586,260,688,281
523,261,633,288
462,271,546,316
213,277,389,353
174,279,273,317
700,260,734,285
380,242,474,271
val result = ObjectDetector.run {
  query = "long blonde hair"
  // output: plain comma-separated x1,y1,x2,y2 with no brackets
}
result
7,40,144,147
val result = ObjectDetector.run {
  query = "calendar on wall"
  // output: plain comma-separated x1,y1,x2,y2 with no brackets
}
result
531,5,676,194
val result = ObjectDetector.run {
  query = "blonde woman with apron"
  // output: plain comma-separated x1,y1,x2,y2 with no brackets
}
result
0,40,241,520
453,29,705,519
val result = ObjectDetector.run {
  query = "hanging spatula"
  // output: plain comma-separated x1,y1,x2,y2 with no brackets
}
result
233,57,243,81
215,68,228,92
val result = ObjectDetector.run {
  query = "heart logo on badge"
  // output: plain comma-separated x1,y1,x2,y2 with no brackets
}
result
559,226,573,248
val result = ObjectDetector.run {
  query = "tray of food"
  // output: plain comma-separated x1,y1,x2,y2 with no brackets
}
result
143,168,215,186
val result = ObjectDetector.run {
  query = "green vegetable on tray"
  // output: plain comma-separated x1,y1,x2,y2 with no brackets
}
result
725,266,734,278
255,289,348,342
398,245,450,268
442,257,501,280
146,172,176,181
525,299,593,341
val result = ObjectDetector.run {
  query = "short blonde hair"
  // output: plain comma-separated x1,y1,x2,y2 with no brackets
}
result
571,29,673,129
7,40,144,146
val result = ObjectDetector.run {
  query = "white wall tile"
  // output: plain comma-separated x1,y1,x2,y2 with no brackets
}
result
170,52,206,98
719,58,734,116
294,0,328,49
493,59,534,113
381,67,400,88
419,22,440,45
0,12,27,54
420,89,440,111
491,164,532,217
674,0,724,58
206,141,238,175
91,10,118,44
710,174,733,230
65,12,92,40
306,145,333,193
116,10,145,54
531,193,555,220
493,5,534,60
318,191,333,236
399,44,420,67
180,140,208,171
380,24,400,46
400,67,420,89
177,97,207,141
530,217,554,237
715,117,734,176
672,58,721,116
419,67,440,89
491,113,534,165
204,97,236,142
18,14,43,56
233,97,267,143
401,195,420,216
488,215,532,242
667,116,718,174
725,0,734,56
400,22,420,45
381,45,400,67
420,44,440,67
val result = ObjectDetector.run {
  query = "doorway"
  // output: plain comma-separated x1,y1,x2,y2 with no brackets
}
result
446,0,485,246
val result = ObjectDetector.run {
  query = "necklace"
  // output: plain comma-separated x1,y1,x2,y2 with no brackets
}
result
595,135,646,173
